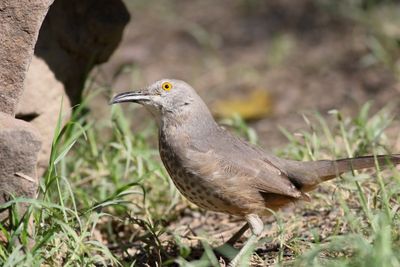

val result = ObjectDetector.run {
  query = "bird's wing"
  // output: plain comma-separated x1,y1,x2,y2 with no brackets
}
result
184,145,304,199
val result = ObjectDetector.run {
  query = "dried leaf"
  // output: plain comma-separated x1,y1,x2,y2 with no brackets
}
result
212,89,272,120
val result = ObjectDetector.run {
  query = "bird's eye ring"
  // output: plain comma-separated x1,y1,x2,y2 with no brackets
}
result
162,82,172,91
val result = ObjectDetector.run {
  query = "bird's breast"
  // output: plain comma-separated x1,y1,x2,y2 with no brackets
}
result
158,131,246,215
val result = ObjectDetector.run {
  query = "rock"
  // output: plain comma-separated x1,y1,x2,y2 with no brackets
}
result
0,0,52,222
35,0,130,105
17,56,71,176
15,0,129,177
0,112,42,220
0,1,129,217
0,0,55,116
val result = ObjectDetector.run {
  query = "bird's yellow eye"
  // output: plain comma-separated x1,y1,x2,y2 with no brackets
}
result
162,82,172,91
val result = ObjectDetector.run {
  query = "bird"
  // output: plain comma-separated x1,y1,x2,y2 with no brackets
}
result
110,79,400,266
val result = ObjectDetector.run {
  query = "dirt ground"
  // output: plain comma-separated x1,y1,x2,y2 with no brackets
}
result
90,0,400,265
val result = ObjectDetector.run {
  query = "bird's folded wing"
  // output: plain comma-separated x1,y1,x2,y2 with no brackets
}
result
184,146,303,199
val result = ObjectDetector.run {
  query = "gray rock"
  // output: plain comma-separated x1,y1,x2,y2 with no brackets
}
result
0,112,42,220
0,0,55,115
15,0,129,177
0,0,129,224
0,0,52,222
35,0,130,105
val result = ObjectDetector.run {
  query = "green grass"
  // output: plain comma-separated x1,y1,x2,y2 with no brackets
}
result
275,104,400,267
316,0,400,79
0,91,399,266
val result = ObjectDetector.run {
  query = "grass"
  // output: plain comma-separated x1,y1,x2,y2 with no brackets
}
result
275,104,400,267
316,0,400,80
0,88,399,266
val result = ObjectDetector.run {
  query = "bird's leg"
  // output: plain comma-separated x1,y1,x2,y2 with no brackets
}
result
229,214,263,267
226,222,249,245
214,223,249,259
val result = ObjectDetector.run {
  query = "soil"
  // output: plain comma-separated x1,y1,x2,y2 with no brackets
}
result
90,0,400,265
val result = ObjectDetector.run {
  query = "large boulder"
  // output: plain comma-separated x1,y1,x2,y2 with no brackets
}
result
0,0,130,224
0,0,53,221
34,0,130,106
17,0,130,177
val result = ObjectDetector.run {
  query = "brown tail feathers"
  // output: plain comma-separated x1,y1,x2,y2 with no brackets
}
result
284,154,400,192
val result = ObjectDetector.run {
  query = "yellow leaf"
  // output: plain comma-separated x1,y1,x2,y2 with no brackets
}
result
212,89,272,120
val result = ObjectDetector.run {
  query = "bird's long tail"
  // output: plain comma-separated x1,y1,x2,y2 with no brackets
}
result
284,154,400,191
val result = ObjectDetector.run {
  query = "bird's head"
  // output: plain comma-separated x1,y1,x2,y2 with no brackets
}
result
110,79,209,124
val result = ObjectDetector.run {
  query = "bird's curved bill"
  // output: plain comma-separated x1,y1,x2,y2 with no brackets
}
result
109,91,151,105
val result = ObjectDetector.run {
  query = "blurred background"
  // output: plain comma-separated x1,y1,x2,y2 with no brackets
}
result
90,0,400,148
